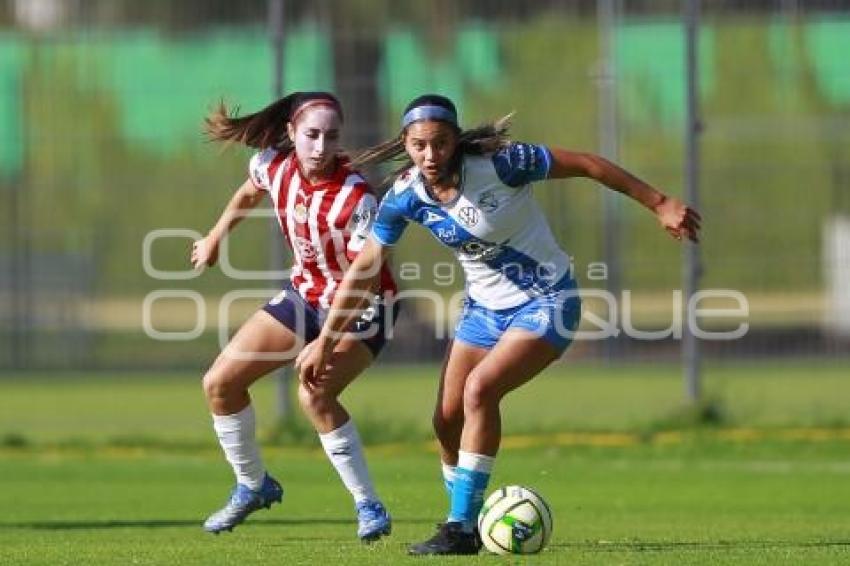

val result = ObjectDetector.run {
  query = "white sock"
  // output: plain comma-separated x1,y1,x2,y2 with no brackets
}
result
212,404,266,491
458,450,495,474
442,461,457,496
319,419,378,504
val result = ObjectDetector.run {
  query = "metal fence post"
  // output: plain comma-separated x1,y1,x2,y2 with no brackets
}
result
268,0,294,421
683,0,703,403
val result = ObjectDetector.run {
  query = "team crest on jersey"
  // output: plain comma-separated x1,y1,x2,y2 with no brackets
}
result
294,203,309,223
295,237,317,260
458,206,480,227
477,190,499,213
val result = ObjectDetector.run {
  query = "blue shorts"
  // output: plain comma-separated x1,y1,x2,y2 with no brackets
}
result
262,285,399,358
454,279,582,353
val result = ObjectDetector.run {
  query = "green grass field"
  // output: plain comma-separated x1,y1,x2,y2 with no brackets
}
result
3,361,850,447
1,362,849,564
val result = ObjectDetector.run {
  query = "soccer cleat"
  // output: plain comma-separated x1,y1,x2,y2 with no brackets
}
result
356,499,392,542
407,521,481,556
203,473,283,534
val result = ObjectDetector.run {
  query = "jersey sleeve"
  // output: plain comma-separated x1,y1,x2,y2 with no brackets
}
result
248,147,279,191
346,192,378,256
491,142,552,188
371,188,410,246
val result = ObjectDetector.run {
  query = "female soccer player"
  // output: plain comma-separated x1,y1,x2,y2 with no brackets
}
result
192,91,397,541
297,94,701,555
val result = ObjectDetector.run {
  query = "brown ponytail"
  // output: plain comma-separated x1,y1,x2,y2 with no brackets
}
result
204,91,343,152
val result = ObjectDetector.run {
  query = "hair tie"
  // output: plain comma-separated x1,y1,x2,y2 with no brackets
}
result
401,105,457,128
291,99,343,123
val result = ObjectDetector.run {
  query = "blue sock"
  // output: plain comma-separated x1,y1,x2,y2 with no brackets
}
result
447,451,494,533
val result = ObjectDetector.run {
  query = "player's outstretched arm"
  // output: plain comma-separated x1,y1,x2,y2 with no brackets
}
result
296,236,389,386
191,178,265,269
547,148,701,243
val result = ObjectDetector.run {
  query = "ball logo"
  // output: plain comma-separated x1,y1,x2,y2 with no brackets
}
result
512,522,534,542
293,203,309,224
295,237,317,261
458,206,480,227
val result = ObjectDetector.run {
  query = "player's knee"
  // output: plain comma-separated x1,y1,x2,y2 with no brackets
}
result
202,368,237,402
463,376,500,413
201,369,217,399
297,383,332,415
296,383,315,411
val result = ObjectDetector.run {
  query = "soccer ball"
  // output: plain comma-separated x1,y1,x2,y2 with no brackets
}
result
477,485,553,555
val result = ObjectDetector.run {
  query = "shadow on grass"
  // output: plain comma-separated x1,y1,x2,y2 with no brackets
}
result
0,517,436,531
550,540,850,552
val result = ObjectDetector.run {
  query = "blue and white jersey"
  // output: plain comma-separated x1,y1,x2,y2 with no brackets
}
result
372,142,573,310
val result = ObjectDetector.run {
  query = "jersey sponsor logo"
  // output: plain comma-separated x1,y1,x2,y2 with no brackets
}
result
295,237,317,261
458,206,480,227
294,203,309,223
459,239,502,260
435,223,459,244
422,209,444,224
477,190,499,213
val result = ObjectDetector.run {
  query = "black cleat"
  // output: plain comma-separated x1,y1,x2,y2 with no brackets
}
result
408,522,481,556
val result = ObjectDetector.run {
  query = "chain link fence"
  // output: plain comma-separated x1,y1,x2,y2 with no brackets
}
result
1,0,848,369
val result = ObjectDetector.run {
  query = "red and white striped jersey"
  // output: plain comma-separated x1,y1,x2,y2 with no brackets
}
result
249,148,397,309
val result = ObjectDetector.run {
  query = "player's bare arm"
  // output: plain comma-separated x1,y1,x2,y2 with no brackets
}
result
191,178,264,269
548,148,701,243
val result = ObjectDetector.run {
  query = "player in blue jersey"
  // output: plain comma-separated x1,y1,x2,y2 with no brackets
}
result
297,94,701,555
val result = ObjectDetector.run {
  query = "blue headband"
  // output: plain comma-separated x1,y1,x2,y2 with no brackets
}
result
401,105,458,128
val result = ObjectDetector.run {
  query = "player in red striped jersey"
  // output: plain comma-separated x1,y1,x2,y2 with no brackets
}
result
191,92,397,540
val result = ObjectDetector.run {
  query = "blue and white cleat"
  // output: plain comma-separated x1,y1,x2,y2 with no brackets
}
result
356,500,392,542
203,474,283,534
